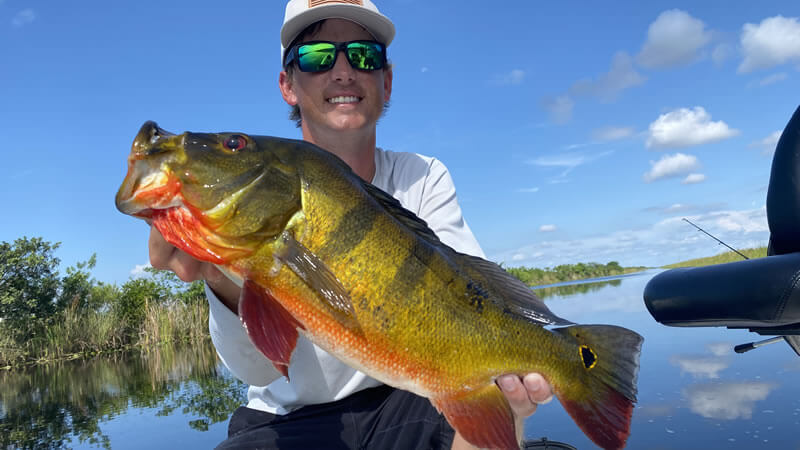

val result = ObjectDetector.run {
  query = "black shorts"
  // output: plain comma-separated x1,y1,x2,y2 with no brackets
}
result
215,384,455,450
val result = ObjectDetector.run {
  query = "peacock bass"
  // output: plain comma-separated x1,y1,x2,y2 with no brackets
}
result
116,121,643,449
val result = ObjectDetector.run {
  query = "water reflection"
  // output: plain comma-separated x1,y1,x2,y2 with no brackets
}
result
0,341,246,449
533,278,621,299
683,382,776,420
670,355,731,379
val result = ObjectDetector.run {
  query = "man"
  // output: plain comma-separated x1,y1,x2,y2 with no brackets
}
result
149,1,553,448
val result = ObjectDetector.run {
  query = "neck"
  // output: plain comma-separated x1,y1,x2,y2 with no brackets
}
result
301,125,377,182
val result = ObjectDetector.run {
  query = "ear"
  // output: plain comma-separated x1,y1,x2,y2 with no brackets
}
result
279,70,298,106
383,66,393,103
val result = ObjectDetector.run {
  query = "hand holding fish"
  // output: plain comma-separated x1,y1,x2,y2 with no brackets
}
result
148,225,241,310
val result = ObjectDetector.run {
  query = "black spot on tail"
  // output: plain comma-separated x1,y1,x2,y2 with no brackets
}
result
580,345,597,369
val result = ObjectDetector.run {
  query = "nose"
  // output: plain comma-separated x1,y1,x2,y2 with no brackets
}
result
329,50,356,82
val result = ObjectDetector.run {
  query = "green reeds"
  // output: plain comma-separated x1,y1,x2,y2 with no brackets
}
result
0,301,211,369
663,246,768,268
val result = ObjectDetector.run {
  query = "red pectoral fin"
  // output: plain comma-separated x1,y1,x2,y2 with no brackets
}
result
238,279,304,380
432,385,519,450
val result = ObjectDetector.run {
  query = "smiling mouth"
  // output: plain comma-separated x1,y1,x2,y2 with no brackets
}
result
327,96,362,104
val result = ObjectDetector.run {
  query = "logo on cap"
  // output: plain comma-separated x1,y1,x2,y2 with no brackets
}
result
308,0,363,7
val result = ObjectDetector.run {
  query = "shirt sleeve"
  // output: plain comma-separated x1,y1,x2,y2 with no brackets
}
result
206,283,281,387
417,158,486,259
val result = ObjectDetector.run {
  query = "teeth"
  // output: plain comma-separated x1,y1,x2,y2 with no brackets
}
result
328,96,360,104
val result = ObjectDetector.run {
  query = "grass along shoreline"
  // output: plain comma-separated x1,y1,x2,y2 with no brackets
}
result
662,246,767,268
0,301,209,369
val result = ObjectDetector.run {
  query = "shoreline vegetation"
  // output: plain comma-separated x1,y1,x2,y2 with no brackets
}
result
505,261,649,287
662,246,767,268
0,237,209,369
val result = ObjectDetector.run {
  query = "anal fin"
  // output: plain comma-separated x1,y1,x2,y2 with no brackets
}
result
238,279,304,380
432,384,519,450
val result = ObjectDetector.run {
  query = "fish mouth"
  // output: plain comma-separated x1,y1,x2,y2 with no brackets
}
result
115,164,182,218
115,121,183,218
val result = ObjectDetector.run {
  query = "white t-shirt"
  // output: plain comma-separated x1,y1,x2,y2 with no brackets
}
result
207,147,484,415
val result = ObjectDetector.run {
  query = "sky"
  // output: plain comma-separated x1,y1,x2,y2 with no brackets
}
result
1,0,799,285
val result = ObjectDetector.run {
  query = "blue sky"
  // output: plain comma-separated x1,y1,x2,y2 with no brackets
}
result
2,0,799,285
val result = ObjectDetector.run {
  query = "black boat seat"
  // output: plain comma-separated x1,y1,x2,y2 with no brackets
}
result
643,253,800,329
644,105,800,335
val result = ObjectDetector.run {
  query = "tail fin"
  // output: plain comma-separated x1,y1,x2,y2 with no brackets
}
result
552,325,643,450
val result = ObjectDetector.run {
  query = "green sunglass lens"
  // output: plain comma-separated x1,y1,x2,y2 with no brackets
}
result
346,43,383,70
298,43,336,72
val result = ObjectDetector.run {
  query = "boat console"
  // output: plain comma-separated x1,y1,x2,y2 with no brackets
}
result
644,105,800,356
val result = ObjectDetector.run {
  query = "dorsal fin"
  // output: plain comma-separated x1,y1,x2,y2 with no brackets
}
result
361,181,444,245
454,252,573,326
361,180,570,326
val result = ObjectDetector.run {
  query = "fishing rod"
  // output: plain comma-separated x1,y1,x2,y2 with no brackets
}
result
682,218,749,260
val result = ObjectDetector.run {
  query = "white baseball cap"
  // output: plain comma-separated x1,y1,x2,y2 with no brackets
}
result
281,0,395,64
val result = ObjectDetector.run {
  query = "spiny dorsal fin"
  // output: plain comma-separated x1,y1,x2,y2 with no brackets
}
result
361,181,444,245
361,180,570,326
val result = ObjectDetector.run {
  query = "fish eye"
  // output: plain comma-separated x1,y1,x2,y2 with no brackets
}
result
223,135,247,152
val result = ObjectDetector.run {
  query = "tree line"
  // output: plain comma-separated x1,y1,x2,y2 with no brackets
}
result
505,261,647,287
0,237,208,367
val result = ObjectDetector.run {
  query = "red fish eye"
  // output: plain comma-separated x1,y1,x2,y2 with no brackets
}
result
224,135,247,151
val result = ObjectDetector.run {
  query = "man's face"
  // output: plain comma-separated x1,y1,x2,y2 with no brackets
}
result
280,19,392,134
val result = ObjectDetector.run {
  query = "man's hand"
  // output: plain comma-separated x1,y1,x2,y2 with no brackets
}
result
497,373,553,418
451,373,553,450
148,226,241,311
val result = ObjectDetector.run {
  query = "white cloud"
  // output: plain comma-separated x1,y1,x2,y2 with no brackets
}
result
131,262,152,277
592,126,635,141
540,95,574,124
684,382,775,420
646,107,740,149
511,253,526,261
12,9,35,27
517,187,539,193
681,173,706,184
490,206,768,269
492,69,525,85
540,224,557,232
750,130,782,155
528,150,612,181
569,52,646,102
739,16,800,72
759,72,788,86
643,153,700,182
670,355,730,379
637,10,712,69
709,208,769,233
421,67,429,73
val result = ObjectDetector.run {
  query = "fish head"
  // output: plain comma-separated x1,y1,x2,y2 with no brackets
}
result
115,121,302,264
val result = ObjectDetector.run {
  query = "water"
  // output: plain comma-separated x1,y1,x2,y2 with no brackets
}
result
2,270,799,449
0,342,247,449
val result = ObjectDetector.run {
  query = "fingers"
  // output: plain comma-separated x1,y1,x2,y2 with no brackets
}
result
497,373,554,419
522,373,553,405
148,226,203,282
148,226,242,310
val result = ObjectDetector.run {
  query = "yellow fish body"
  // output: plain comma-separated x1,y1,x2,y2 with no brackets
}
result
116,122,643,449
